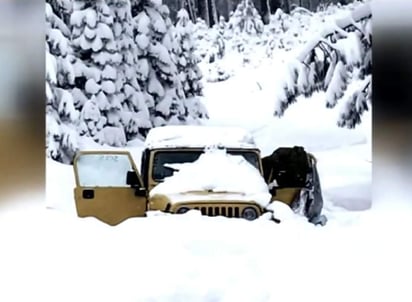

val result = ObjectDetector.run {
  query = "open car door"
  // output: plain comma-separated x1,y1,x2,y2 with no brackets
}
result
73,151,147,226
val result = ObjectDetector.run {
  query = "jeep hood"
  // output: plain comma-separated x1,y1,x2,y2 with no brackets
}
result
149,149,272,208
158,191,270,205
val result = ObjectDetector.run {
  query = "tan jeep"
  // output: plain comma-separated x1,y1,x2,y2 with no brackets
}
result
73,126,325,226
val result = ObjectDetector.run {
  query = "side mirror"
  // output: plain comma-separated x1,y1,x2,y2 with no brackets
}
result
126,171,139,186
126,171,147,197
268,181,277,195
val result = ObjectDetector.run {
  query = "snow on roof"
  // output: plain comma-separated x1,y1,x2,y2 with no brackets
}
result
149,148,271,207
144,125,257,149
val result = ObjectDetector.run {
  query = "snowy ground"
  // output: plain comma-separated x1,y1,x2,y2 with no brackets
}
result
2,85,410,302
5,70,409,301
5,76,409,302
2,7,412,302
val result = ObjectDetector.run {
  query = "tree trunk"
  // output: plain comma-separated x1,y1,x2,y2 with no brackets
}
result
209,0,218,26
265,0,271,23
227,0,234,15
203,0,210,26
282,0,290,13
186,0,196,22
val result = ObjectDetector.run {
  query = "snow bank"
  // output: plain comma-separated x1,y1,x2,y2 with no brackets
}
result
46,158,77,214
150,148,271,207
2,196,410,302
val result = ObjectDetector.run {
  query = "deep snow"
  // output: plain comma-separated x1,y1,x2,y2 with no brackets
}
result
35,54,390,302
3,2,411,302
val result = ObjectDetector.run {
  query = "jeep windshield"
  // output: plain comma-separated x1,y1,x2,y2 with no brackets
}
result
152,149,260,181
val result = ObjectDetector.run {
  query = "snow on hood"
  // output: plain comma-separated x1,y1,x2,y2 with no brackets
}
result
158,192,268,205
149,148,271,207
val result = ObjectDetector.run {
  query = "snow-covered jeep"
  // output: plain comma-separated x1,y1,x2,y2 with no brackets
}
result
73,126,326,226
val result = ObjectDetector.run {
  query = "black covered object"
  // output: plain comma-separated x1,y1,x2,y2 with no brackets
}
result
262,146,311,187
262,146,326,225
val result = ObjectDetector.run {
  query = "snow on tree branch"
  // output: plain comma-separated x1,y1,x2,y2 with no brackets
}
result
274,2,372,129
46,1,79,164
337,75,371,129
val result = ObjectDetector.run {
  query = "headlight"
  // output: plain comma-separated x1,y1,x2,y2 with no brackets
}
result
242,207,258,221
176,207,190,214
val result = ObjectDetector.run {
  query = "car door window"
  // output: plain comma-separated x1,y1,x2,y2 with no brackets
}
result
76,153,134,187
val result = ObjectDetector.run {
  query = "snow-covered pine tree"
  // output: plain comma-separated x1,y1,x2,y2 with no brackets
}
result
47,0,72,27
211,15,226,60
263,7,309,54
227,0,264,36
173,9,203,97
263,9,287,57
107,0,152,140
46,1,80,164
193,17,211,61
274,8,296,51
273,2,372,128
132,0,187,127
227,0,264,63
71,0,126,146
203,15,230,83
173,9,208,121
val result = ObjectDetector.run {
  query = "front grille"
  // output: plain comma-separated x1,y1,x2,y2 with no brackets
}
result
194,206,241,218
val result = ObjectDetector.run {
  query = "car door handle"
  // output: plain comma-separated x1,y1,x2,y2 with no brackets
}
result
82,189,94,199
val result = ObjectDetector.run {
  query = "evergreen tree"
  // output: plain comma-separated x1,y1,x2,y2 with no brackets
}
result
47,0,72,27
263,9,288,57
46,0,209,152
204,15,230,83
193,17,212,61
174,9,208,121
211,15,226,60
227,0,264,36
107,0,152,140
71,0,126,146
227,0,264,64
46,1,79,164
132,0,187,127
173,9,203,98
